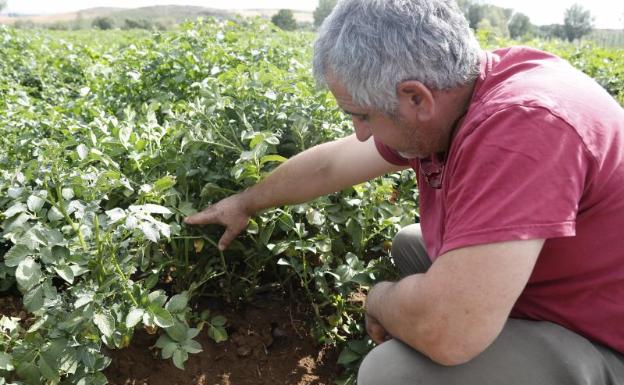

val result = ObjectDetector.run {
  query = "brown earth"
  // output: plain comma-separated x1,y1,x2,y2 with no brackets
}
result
0,292,339,385
106,295,339,385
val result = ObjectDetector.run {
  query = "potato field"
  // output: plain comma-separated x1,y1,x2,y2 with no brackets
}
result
0,18,623,385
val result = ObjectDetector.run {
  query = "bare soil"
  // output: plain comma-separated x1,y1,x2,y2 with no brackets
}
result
0,292,339,385
105,294,339,385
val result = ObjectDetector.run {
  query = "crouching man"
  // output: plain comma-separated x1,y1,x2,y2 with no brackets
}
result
187,0,624,383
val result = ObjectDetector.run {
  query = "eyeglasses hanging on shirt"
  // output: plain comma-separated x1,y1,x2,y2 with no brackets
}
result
419,152,446,189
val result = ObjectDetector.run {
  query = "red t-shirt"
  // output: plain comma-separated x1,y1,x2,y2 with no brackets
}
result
376,47,624,353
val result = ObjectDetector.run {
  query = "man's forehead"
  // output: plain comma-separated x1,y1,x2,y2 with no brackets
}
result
326,78,367,114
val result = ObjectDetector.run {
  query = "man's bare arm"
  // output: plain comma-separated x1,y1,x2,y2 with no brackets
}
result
366,238,544,366
240,134,407,212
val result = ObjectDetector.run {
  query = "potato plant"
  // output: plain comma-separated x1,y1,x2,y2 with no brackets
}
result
0,20,417,384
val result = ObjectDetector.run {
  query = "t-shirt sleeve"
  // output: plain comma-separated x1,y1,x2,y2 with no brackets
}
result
439,106,591,255
374,138,410,166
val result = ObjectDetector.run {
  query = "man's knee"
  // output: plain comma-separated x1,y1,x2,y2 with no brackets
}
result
357,339,433,385
357,320,617,385
391,224,431,276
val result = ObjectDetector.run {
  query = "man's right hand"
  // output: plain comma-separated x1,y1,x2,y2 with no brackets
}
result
184,194,253,251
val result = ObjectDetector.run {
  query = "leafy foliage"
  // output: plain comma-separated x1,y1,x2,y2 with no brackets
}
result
91,17,115,30
314,0,337,28
271,9,297,31
0,19,415,384
508,12,532,40
564,3,595,42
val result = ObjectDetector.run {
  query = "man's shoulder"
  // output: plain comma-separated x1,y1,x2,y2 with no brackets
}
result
471,46,622,144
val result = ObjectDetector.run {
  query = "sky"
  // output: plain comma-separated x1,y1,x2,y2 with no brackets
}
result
3,0,624,29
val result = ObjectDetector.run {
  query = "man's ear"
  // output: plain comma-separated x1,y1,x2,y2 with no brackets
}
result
397,81,435,121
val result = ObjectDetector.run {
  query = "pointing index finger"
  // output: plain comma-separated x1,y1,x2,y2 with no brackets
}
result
184,207,217,225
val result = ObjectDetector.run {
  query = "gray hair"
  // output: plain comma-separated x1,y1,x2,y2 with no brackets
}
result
313,0,481,115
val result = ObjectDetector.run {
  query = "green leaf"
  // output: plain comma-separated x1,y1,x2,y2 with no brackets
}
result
337,347,362,365
27,195,45,212
154,175,176,191
182,339,203,354
3,202,27,218
16,362,40,384
38,354,59,381
16,258,42,291
259,221,275,245
161,342,178,360
208,325,228,343
172,349,188,370
47,206,64,222
4,244,31,267
105,208,126,223
140,222,160,243
76,144,89,160
93,312,115,338
119,124,132,148
187,328,200,340
54,265,75,284
74,293,94,309
151,307,174,328
165,320,188,342
126,307,145,328
140,204,172,216
23,284,44,312
306,208,326,226
0,352,14,371
148,290,168,307
260,154,287,165
155,334,174,349
211,315,227,327
61,188,75,200
165,293,188,314
178,201,196,217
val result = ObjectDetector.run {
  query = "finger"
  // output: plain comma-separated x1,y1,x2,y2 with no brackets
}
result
218,227,241,251
366,324,387,344
184,207,217,225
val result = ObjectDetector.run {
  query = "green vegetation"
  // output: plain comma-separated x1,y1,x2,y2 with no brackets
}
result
0,17,623,385
271,9,297,31
563,4,595,42
0,19,413,384
314,0,338,28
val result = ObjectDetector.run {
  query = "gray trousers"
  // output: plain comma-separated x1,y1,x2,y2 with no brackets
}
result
358,224,624,385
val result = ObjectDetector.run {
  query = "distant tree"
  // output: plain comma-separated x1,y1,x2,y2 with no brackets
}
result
13,20,36,29
563,4,594,42
47,22,70,31
314,0,337,27
508,12,532,39
536,24,566,40
0,0,6,12
466,3,486,29
92,16,114,30
123,18,153,30
475,5,510,37
455,0,472,17
271,9,297,31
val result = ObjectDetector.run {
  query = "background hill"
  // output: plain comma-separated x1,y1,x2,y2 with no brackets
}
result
0,5,313,29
